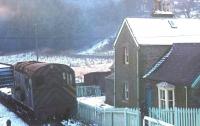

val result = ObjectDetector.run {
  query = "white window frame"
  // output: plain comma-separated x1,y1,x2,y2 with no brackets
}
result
124,47,129,64
124,81,129,100
157,82,175,109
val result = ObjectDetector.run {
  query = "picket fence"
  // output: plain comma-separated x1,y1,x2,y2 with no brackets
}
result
149,107,200,126
76,85,102,97
77,102,141,126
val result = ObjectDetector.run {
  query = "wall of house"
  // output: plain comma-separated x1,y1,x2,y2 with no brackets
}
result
149,80,194,108
175,86,195,107
105,78,114,105
139,45,171,107
115,21,138,107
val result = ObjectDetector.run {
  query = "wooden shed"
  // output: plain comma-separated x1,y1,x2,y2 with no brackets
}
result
84,71,111,93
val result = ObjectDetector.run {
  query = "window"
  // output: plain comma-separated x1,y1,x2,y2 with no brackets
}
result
62,72,66,80
123,81,129,100
69,74,73,85
124,47,129,64
66,73,69,84
157,82,175,109
160,89,166,108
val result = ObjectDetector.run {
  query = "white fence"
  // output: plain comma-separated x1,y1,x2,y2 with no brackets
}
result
76,85,102,97
143,116,174,126
149,107,200,126
77,102,141,126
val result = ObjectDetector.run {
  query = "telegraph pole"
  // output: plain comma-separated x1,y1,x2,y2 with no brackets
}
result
34,24,39,61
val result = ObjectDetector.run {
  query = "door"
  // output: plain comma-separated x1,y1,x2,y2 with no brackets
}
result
145,83,153,108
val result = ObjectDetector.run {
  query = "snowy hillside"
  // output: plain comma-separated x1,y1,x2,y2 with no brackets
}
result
78,36,115,56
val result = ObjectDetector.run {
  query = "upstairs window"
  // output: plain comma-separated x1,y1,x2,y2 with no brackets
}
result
157,82,175,109
124,47,129,64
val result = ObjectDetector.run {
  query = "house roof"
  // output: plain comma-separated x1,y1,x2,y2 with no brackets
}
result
125,18,200,45
144,43,200,86
105,73,114,80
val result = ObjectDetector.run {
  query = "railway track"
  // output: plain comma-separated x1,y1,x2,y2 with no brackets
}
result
0,87,86,126
0,87,66,125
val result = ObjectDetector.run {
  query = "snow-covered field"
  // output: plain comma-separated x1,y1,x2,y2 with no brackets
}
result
0,52,113,83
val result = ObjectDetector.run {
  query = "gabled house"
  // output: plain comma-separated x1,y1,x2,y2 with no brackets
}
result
113,18,200,108
143,43,200,108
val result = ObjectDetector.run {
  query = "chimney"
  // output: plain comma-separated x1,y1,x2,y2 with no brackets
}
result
152,0,174,18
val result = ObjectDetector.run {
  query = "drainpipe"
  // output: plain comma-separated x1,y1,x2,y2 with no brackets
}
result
136,48,140,107
184,86,188,107
114,52,116,107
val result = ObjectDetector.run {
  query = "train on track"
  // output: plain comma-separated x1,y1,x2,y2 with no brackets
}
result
0,61,77,124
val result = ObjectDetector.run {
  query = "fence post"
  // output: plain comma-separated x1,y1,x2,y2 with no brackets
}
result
124,108,127,126
174,107,178,126
104,108,106,126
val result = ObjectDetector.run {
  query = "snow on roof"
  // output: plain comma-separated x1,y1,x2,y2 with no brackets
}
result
77,96,113,109
126,18,200,45
0,64,10,69
0,87,11,95
0,103,27,126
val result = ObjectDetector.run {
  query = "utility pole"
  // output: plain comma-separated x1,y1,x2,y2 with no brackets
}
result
34,24,39,61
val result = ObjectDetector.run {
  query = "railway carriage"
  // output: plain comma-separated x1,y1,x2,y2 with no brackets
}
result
12,61,77,121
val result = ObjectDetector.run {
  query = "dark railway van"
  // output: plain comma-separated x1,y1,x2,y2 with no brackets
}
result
12,61,77,121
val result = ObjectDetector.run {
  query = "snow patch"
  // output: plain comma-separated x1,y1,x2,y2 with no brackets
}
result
0,87,11,95
0,103,28,126
77,96,113,109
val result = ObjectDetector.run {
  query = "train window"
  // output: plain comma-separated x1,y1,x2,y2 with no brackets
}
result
69,74,73,85
67,73,70,84
28,78,32,92
62,72,66,80
25,78,29,90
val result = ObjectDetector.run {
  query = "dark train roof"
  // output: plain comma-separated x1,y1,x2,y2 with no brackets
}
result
14,61,73,76
84,71,111,76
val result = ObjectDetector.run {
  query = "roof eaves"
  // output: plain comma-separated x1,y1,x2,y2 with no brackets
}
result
126,19,140,48
143,47,173,78
192,74,200,88
114,19,127,47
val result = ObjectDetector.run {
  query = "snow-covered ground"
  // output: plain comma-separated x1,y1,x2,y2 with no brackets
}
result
77,96,113,109
0,103,28,126
0,87,11,95
0,88,110,126
0,101,84,126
